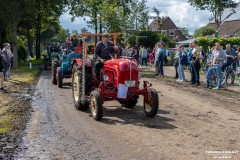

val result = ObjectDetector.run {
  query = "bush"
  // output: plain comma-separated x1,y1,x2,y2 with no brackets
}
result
193,26,216,38
128,31,170,48
197,37,240,51
17,37,27,61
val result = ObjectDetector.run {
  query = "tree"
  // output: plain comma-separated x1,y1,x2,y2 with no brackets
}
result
193,26,216,38
188,0,237,28
81,28,89,33
68,0,132,44
52,27,69,43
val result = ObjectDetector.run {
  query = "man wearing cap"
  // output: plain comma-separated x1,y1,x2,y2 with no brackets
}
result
94,33,118,79
62,37,72,52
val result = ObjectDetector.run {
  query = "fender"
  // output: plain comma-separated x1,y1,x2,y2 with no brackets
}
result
74,58,92,68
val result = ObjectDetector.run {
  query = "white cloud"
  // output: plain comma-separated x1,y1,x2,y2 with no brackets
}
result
59,12,93,33
147,0,212,34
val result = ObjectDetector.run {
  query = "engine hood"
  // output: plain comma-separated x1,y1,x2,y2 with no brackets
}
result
104,58,138,89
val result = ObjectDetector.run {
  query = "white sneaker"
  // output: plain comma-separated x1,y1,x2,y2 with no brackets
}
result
176,79,181,82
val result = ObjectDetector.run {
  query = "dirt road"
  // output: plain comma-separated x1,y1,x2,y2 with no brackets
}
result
15,70,240,160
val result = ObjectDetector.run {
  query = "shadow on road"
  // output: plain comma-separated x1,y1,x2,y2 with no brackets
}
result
98,106,177,130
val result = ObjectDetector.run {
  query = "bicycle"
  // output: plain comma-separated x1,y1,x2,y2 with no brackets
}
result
212,67,226,87
224,58,238,86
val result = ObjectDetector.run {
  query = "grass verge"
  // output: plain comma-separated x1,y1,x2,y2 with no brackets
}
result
0,57,42,135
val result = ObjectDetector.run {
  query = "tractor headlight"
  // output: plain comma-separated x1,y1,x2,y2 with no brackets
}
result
103,75,109,82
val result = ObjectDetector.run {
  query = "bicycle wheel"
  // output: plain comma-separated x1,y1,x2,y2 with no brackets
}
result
221,72,226,86
226,70,235,86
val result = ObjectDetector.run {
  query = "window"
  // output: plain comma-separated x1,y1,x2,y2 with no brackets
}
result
161,30,167,34
169,29,175,36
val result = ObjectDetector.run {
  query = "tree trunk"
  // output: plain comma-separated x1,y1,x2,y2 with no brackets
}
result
12,26,18,68
94,11,98,46
99,15,102,40
36,0,41,59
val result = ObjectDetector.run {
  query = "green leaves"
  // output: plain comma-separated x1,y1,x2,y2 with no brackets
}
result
188,0,238,26
193,26,216,38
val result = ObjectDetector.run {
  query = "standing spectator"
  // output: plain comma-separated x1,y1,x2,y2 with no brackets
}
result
211,42,226,90
173,49,179,79
188,42,193,79
139,45,143,66
190,40,201,85
177,45,187,82
153,43,159,75
133,45,138,60
156,43,166,78
1,43,12,81
149,52,154,67
127,47,134,57
222,44,238,72
205,61,214,89
141,46,148,66
0,48,5,92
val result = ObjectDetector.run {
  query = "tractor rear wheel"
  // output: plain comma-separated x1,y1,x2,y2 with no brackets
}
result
90,91,102,121
72,64,92,110
123,96,139,108
57,67,63,88
51,61,57,85
144,88,159,117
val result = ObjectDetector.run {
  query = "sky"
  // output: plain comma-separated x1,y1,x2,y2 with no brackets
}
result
59,0,217,34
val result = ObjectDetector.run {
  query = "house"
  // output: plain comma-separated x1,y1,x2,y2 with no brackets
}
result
207,3,240,37
149,17,187,41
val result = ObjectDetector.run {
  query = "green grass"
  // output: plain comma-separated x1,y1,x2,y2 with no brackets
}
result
0,115,15,134
11,58,42,83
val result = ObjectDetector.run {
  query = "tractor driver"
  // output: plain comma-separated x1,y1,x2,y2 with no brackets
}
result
62,37,72,54
95,33,118,80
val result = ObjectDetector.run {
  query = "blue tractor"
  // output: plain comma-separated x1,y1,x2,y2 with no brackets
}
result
52,50,81,88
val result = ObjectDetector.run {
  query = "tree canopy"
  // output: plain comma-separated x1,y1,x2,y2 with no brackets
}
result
193,26,216,38
188,0,238,28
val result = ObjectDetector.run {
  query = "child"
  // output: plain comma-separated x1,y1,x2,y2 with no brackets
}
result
149,53,154,67
205,61,214,89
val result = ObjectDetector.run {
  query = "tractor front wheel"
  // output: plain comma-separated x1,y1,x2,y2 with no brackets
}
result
72,64,89,110
57,67,63,88
144,88,159,117
90,91,102,121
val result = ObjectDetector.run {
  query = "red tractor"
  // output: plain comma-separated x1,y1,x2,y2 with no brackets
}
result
72,34,159,121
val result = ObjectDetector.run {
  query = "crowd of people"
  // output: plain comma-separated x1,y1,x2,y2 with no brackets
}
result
113,39,240,90
0,43,14,92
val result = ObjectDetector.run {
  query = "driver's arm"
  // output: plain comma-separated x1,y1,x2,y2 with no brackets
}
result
94,43,102,60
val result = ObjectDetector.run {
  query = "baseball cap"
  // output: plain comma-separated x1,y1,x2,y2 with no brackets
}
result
103,33,110,38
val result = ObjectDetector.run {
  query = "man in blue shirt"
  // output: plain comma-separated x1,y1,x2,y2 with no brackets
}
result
156,43,166,77
222,44,238,72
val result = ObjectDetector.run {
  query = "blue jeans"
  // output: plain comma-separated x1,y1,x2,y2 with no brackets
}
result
158,59,164,76
213,66,222,88
190,61,200,84
178,64,185,81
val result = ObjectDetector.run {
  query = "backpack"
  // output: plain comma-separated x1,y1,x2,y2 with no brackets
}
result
0,54,4,71
181,52,188,65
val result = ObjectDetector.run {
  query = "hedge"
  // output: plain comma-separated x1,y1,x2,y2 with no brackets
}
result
197,37,240,51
